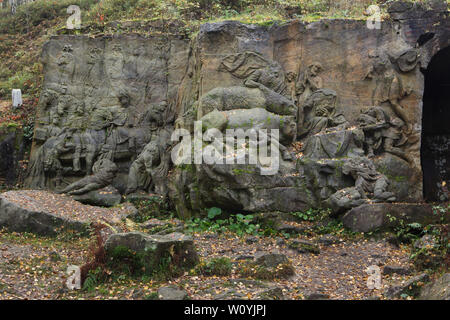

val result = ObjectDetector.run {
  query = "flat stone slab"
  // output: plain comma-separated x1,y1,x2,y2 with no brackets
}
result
104,232,199,272
73,186,122,207
419,273,450,300
342,203,448,232
0,190,136,236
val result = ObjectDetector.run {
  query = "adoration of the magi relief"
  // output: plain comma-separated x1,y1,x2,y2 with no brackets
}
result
0,0,448,301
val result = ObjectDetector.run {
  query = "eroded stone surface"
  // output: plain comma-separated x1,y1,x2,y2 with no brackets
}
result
342,203,448,232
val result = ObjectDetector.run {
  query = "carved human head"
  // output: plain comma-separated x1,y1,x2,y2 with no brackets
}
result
309,62,323,75
281,116,297,143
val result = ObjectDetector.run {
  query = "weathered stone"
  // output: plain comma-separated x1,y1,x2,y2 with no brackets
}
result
342,203,446,233
157,286,189,300
256,286,284,300
73,186,122,207
276,223,310,236
104,232,199,271
245,236,258,244
0,194,88,236
288,239,320,254
419,273,450,300
254,252,289,268
22,4,450,219
304,292,330,300
413,234,438,250
383,265,411,275
384,273,430,299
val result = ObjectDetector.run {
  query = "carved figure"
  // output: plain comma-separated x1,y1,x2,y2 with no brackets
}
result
295,62,323,129
58,159,118,195
300,89,348,137
357,106,410,163
219,51,288,96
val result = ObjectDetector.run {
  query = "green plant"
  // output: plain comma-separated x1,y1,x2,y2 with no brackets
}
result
82,266,104,292
290,208,330,222
194,257,232,276
129,196,171,222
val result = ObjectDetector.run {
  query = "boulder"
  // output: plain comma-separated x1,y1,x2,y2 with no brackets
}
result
342,203,446,233
0,194,88,236
104,232,199,272
73,186,122,207
419,273,450,300
254,252,289,268
256,286,284,300
318,234,341,246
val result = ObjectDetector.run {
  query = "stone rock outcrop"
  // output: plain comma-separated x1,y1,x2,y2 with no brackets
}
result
104,232,199,272
342,203,448,232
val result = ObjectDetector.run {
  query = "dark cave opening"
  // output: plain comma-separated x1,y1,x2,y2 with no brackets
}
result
421,46,450,202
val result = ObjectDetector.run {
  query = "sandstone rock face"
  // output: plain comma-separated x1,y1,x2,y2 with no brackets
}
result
342,203,448,232
26,2,450,218
0,194,88,236
104,232,199,271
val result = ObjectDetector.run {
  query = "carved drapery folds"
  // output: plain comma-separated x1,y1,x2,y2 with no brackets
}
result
28,22,427,213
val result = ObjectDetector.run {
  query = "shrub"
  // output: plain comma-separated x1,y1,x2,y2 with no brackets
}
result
129,196,171,222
